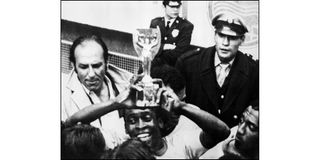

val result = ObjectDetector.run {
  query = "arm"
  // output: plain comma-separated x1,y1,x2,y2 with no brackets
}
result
177,102,230,148
164,88,230,148
162,23,194,59
64,87,132,127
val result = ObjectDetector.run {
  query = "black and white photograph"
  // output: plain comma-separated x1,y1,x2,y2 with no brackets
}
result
60,1,259,159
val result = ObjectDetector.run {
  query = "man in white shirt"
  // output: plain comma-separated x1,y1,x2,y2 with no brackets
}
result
61,35,133,149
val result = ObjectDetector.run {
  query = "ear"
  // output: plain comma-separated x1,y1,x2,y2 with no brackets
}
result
71,62,75,71
240,35,246,43
158,118,164,129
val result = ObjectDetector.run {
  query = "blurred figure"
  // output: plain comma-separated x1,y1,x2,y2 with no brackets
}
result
61,124,106,159
150,0,194,66
176,12,259,127
111,138,155,159
200,105,259,159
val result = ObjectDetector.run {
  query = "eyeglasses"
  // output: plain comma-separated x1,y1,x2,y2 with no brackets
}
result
167,4,181,9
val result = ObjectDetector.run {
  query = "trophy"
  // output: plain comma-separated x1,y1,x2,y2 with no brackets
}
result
132,28,163,107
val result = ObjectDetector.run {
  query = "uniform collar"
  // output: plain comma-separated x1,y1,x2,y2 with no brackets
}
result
214,51,235,68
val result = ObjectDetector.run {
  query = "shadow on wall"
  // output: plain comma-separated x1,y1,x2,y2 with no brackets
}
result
61,19,137,57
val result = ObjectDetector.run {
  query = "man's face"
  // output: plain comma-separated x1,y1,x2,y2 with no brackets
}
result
74,40,106,93
214,30,243,63
164,1,181,19
124,108,162,148
235,106,259,153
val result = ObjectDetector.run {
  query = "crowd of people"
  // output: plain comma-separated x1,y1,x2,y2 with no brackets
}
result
61,1,259,159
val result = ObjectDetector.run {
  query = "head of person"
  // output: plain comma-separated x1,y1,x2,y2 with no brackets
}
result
212,13,248,63
111,138,156,159
123,106,165,151
61,124,106,159
235,105,259,158
69,35,109,93
151,63,186,101
163,0,182,19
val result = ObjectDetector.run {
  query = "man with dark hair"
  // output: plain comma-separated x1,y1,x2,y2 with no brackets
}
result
150,0,194,66
61,35,133,149
176,12,259,127
66,86,230,159
61,124,106,159
200,105,259,159
111,138,155,159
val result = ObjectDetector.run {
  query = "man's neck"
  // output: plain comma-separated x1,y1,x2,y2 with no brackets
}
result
93,82,109,102
153,138,167,156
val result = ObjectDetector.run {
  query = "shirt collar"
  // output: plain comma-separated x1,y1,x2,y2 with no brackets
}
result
214,51,235,67
164,17,177,26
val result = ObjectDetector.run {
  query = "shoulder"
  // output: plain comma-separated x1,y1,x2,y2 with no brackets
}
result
177,17,194,28
151,17,163,23
237,51,259,67
177,17,193,26
178,48,201,62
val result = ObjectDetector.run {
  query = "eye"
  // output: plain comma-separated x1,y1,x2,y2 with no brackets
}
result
127,116,138,125
228,35,241,41
92,63,102,69
249,123,258,132
141,114,152,122
78,64,88,69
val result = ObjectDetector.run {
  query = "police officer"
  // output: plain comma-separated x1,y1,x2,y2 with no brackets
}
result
176,13,259,127
150,0,194,66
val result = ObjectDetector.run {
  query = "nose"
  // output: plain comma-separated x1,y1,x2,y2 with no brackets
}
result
88,66,95,78
237,122,245,135
137,118,147,129
222,36,230,46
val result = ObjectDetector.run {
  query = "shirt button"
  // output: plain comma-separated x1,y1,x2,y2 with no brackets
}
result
218,109,221,114
164,37,167,40
233,115,238,119
221,95,224,99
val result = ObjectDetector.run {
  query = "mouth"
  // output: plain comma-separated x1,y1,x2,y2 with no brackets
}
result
86,80,99,85
220,48,230,53
136,132,152,142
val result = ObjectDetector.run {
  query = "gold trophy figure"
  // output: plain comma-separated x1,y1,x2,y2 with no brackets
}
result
132,27,162,107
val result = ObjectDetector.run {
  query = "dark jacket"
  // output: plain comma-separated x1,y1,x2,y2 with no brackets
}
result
176,46,259,127
150,16,194,66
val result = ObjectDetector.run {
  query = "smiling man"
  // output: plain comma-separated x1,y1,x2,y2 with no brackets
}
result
176,12,259,128
64,85,230,159
122,89,230,159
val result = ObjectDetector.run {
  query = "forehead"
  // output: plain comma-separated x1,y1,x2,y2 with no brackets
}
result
242,106,259,126
74,40,104,62
125,108,155,117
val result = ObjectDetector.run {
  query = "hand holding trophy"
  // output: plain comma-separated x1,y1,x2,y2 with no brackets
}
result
132,27,164,107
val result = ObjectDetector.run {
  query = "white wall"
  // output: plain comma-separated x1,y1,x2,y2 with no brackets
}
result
62,1,259,59
62,1,163,34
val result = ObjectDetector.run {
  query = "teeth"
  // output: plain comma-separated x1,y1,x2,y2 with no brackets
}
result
137,133,149,138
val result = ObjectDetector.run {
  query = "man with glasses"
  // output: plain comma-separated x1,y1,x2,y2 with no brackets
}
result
150,0,194,66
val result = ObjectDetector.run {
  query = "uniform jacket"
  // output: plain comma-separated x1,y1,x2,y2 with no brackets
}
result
150,16,194,66
176,46,259,127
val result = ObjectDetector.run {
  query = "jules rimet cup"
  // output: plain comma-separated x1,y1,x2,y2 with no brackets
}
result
132,28,163,107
